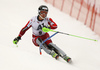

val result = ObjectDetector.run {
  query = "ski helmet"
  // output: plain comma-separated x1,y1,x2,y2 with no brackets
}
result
38,5,48,15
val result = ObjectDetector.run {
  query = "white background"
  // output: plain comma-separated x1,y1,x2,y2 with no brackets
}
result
0,0,100,70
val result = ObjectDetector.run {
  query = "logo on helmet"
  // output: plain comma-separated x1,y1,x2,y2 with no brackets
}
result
42,7,48,10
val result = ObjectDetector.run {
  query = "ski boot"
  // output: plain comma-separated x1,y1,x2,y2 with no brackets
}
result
63,56,72,63
50,50,59,59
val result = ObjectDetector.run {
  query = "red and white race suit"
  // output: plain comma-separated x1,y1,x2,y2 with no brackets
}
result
18,16,57,46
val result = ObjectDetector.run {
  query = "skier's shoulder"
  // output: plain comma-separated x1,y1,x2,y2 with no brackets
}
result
30,16,37,21
45,17,54,23
45,17,53,21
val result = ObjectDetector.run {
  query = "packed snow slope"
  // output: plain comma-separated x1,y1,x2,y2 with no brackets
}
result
0,0,100,70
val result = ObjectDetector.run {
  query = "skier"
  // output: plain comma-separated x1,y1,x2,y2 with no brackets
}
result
13,5,71,63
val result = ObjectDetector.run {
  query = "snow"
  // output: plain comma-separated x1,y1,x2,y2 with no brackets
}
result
0,0,100,70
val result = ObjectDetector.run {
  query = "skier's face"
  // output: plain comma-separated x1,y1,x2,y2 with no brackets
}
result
40,10,48,18
40,10,48,14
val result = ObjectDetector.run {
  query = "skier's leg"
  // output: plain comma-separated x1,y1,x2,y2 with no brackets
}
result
48,43,66,57
48,43,72,62
36,38,51,54
36,38,59,59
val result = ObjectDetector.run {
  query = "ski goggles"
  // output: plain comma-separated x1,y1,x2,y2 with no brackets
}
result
40,10,48,14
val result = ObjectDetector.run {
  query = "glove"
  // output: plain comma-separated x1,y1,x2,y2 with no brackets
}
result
47,25,51,29
43,25,51,29
42,25,51,32
13,36,21,44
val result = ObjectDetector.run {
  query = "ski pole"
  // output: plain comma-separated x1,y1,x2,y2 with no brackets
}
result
42,27,98,42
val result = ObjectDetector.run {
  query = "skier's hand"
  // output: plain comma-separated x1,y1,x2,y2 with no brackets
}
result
13,36,21,44
44,25,51,29
47,25,51,29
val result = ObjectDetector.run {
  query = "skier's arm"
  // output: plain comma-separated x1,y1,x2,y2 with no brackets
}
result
48,18,57,29
18,21,32,37
13,20,32,44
